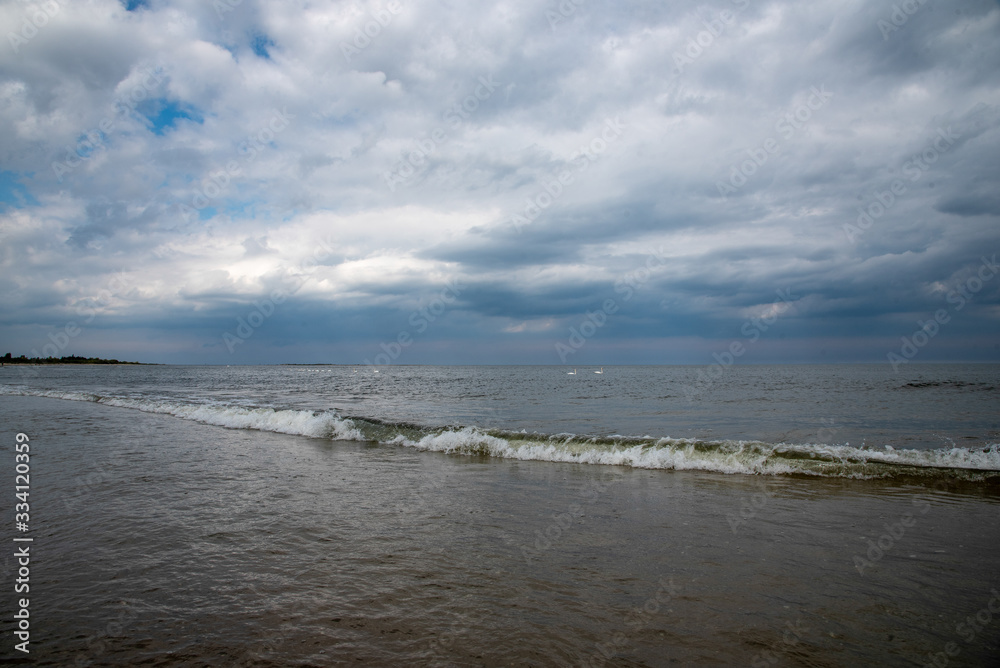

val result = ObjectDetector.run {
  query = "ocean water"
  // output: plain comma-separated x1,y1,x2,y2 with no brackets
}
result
1,364,999,666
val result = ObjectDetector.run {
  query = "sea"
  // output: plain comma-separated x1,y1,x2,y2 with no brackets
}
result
1,363,998,667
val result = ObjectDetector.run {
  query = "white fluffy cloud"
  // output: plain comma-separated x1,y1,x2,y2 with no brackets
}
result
0,0,998,364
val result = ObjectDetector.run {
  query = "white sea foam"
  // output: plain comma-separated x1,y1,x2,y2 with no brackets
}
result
0,386,362,441
3,385,998,478
386,426,1000,477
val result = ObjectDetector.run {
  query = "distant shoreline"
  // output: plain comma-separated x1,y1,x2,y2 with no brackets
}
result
1,355,151,365
3,359,996,367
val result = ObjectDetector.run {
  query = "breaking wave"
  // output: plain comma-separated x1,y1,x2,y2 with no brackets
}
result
4,385,999,481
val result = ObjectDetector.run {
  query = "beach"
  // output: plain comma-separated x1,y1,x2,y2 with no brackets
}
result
5,0,1000,663
2,364,999,666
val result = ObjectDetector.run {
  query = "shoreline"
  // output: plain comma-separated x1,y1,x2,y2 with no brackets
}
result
3,392,998,666
3,392,998,484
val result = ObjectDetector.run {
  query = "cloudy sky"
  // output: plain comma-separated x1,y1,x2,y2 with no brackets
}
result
1,0,998,365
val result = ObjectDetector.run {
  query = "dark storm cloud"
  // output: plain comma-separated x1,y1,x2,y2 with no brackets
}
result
0,0,997,364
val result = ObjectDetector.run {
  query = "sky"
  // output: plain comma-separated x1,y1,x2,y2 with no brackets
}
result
0,0,998,366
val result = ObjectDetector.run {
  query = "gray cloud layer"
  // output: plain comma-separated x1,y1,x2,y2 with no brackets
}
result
1,0,998,365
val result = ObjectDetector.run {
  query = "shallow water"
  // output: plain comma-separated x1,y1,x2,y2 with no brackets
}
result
2,364,999,480
2,384,999,666
4,363,1000,447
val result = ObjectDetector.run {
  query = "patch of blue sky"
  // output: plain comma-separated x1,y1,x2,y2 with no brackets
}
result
250,32,275,59
73,131,106,159
224,202,258,219
138,99,204,136
0,171,39,209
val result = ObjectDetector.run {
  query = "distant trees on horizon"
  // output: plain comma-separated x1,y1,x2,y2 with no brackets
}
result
1,353,143,365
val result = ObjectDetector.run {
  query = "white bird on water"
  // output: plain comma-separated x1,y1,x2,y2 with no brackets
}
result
595,367,604,374
567,369,576,375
